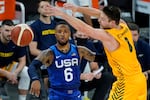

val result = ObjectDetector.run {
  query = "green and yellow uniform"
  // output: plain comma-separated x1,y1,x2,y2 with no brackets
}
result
105,23,147,100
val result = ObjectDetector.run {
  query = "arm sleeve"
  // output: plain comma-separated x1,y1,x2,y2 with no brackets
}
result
28,60,43,81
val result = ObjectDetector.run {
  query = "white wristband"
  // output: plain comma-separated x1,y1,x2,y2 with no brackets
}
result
93,66,104,76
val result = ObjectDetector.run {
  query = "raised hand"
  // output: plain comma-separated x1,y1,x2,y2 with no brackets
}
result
48,6,65,16
63,3,78,13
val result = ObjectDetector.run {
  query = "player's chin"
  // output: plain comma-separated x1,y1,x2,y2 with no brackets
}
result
42,14,50,17
59,41,68,46
7,37,12,41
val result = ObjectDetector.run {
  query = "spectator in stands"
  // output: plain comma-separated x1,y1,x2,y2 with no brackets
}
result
127,22,150,93
75,32,115,100
29,0,57,60
0,19,30,100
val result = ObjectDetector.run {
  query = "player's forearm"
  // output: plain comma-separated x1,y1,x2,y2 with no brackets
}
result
28,60,43,81
0,68,8,77
80,73,85,80
89,62,99,71
77,6,101,18
29,42,42,56
146,70,150,74
14,56,26,75
30,47,41,57
61,13,93,37
83,13,93,26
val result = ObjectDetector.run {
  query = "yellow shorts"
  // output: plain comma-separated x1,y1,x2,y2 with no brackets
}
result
0,62,17,77
108,73,147,100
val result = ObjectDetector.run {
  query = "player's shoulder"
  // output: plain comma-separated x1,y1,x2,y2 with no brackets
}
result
30,19,40,26
77,45,89,52
77,45,88,48
40,48,54,57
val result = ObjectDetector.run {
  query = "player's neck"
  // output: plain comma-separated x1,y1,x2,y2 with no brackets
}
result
40,16,51,24
56,43,70,53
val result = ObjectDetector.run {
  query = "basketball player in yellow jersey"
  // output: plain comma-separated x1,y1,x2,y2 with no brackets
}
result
48,4,147,100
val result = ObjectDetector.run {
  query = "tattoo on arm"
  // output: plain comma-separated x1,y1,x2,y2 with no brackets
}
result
36,49,54,66
78,46,95,61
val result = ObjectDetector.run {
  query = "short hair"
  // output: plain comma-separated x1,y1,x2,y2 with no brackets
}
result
127,22,139,33
38,0,51,11
38,0,51,5
55,21,71,31
1,19,14,26
56,21,68,26
39,0,51,2
103,6,121,25
55,21,70,28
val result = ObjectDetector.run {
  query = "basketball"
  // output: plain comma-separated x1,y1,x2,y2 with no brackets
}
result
11,24,34,47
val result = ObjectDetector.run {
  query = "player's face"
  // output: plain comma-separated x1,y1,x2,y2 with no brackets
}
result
38,1,51,17
55,25,70,46
98,12,112,29
0,25,14,42
75,31,89,39
131,30,139,43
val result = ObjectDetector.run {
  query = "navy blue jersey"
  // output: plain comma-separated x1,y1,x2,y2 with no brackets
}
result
48,44,81,90
0,41,26,67
30,19,57,50
135,39,150,71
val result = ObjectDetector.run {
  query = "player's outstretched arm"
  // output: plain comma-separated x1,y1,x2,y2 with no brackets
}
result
28,49,54,97
48,6,108,43
36,49,54,67
63,3,101,18
78,46,106,62
78,46,96,62
28,49,53,80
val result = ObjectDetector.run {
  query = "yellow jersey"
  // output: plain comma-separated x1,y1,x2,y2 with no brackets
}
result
105,23,142,77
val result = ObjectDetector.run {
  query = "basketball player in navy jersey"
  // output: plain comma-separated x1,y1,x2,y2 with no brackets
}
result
28,22,102,100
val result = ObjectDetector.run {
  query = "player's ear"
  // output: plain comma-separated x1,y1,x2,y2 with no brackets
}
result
55,31,58,38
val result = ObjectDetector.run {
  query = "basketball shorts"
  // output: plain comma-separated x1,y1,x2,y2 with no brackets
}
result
108,73,147,100
49,88,82,100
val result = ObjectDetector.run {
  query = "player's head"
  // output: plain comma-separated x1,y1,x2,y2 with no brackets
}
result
74,31,89,45
0,19,14,43
55,21,71,46
98,6,121,29
127,22,140,42
38,0,51,17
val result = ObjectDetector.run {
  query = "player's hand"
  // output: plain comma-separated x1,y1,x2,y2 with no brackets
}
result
143,71,148,80
29,80,41,97
63,3,78,12
94,72,102,79
6,72,18,84
48,6,64,16
81,73,95,81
